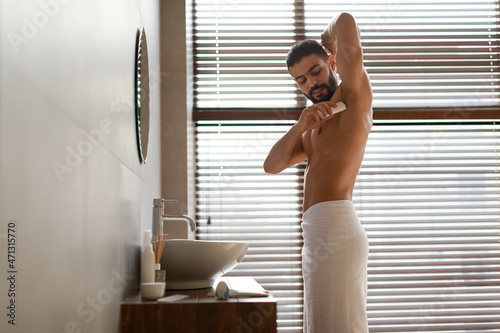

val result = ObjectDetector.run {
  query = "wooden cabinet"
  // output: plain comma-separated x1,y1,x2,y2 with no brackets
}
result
120,282,277,332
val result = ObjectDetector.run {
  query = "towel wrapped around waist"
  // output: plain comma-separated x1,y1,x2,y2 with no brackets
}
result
301,200,368,333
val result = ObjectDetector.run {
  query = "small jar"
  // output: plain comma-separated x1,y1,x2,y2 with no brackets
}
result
155,263,166,283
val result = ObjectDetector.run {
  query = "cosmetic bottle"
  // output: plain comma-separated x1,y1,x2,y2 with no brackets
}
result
141,230,155,283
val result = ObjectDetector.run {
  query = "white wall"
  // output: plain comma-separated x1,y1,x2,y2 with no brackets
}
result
0,0,161,332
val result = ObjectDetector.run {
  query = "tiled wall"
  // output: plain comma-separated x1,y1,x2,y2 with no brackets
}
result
0,0,161,332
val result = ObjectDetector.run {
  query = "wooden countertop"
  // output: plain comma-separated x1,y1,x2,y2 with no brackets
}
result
120,278,277,332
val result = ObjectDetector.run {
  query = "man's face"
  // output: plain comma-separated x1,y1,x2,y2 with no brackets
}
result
288,53,337,104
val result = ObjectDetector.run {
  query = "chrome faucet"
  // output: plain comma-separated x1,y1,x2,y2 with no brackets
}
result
152,199,197,237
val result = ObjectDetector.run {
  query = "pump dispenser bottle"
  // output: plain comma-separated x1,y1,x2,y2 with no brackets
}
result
141,230,155,283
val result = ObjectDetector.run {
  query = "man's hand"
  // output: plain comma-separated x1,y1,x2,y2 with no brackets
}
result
321,19,337,55
297,101,341,132
321,33,336,56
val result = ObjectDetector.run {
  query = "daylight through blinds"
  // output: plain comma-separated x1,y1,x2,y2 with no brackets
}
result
195,120,500,332
194,0,500,109
193,1,500,332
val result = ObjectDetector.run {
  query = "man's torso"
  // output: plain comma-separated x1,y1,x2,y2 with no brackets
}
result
301,74,373,212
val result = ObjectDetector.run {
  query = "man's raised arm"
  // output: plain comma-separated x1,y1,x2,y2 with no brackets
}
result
321,12,365,91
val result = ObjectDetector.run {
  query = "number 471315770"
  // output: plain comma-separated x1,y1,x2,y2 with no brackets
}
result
7,222,16,270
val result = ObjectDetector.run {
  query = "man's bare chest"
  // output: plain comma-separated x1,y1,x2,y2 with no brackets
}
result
304,118,345,158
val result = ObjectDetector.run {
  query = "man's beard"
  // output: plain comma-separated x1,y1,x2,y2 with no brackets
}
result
304,69,337,104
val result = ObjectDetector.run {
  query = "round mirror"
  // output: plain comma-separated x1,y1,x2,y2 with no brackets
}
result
135,27,150,163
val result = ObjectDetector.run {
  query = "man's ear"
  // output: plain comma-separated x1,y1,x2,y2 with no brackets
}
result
327,54,336,71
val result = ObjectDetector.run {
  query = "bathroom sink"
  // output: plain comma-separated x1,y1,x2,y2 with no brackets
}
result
160,239,249,290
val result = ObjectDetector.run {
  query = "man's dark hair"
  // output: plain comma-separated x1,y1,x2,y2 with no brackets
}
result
286,39,328,69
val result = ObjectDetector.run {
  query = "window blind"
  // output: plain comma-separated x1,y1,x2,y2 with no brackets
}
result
356,120,500,332
193,0,500,111
195,120,500,332
195,121,304,330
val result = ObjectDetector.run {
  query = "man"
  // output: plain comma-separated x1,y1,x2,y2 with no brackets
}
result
263,13,372,332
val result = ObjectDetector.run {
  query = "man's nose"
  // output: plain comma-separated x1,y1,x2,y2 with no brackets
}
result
307,76,318,87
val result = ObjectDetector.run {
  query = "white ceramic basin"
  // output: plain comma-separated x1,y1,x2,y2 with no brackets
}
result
160,239,249,290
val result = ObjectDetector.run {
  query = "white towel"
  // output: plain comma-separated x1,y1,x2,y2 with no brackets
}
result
301,200,368,333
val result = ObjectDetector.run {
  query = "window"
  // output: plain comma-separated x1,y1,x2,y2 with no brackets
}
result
193,1,500,332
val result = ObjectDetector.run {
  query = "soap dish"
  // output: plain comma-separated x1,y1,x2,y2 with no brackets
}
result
141,282,165,300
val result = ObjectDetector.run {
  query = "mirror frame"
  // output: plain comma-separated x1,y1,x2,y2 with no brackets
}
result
135,27,150,164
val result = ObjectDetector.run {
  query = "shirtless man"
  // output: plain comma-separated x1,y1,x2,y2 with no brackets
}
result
264,13,372,332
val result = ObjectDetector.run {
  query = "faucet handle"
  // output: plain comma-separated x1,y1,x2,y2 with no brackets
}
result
153,198,178,207
163,199,178,204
